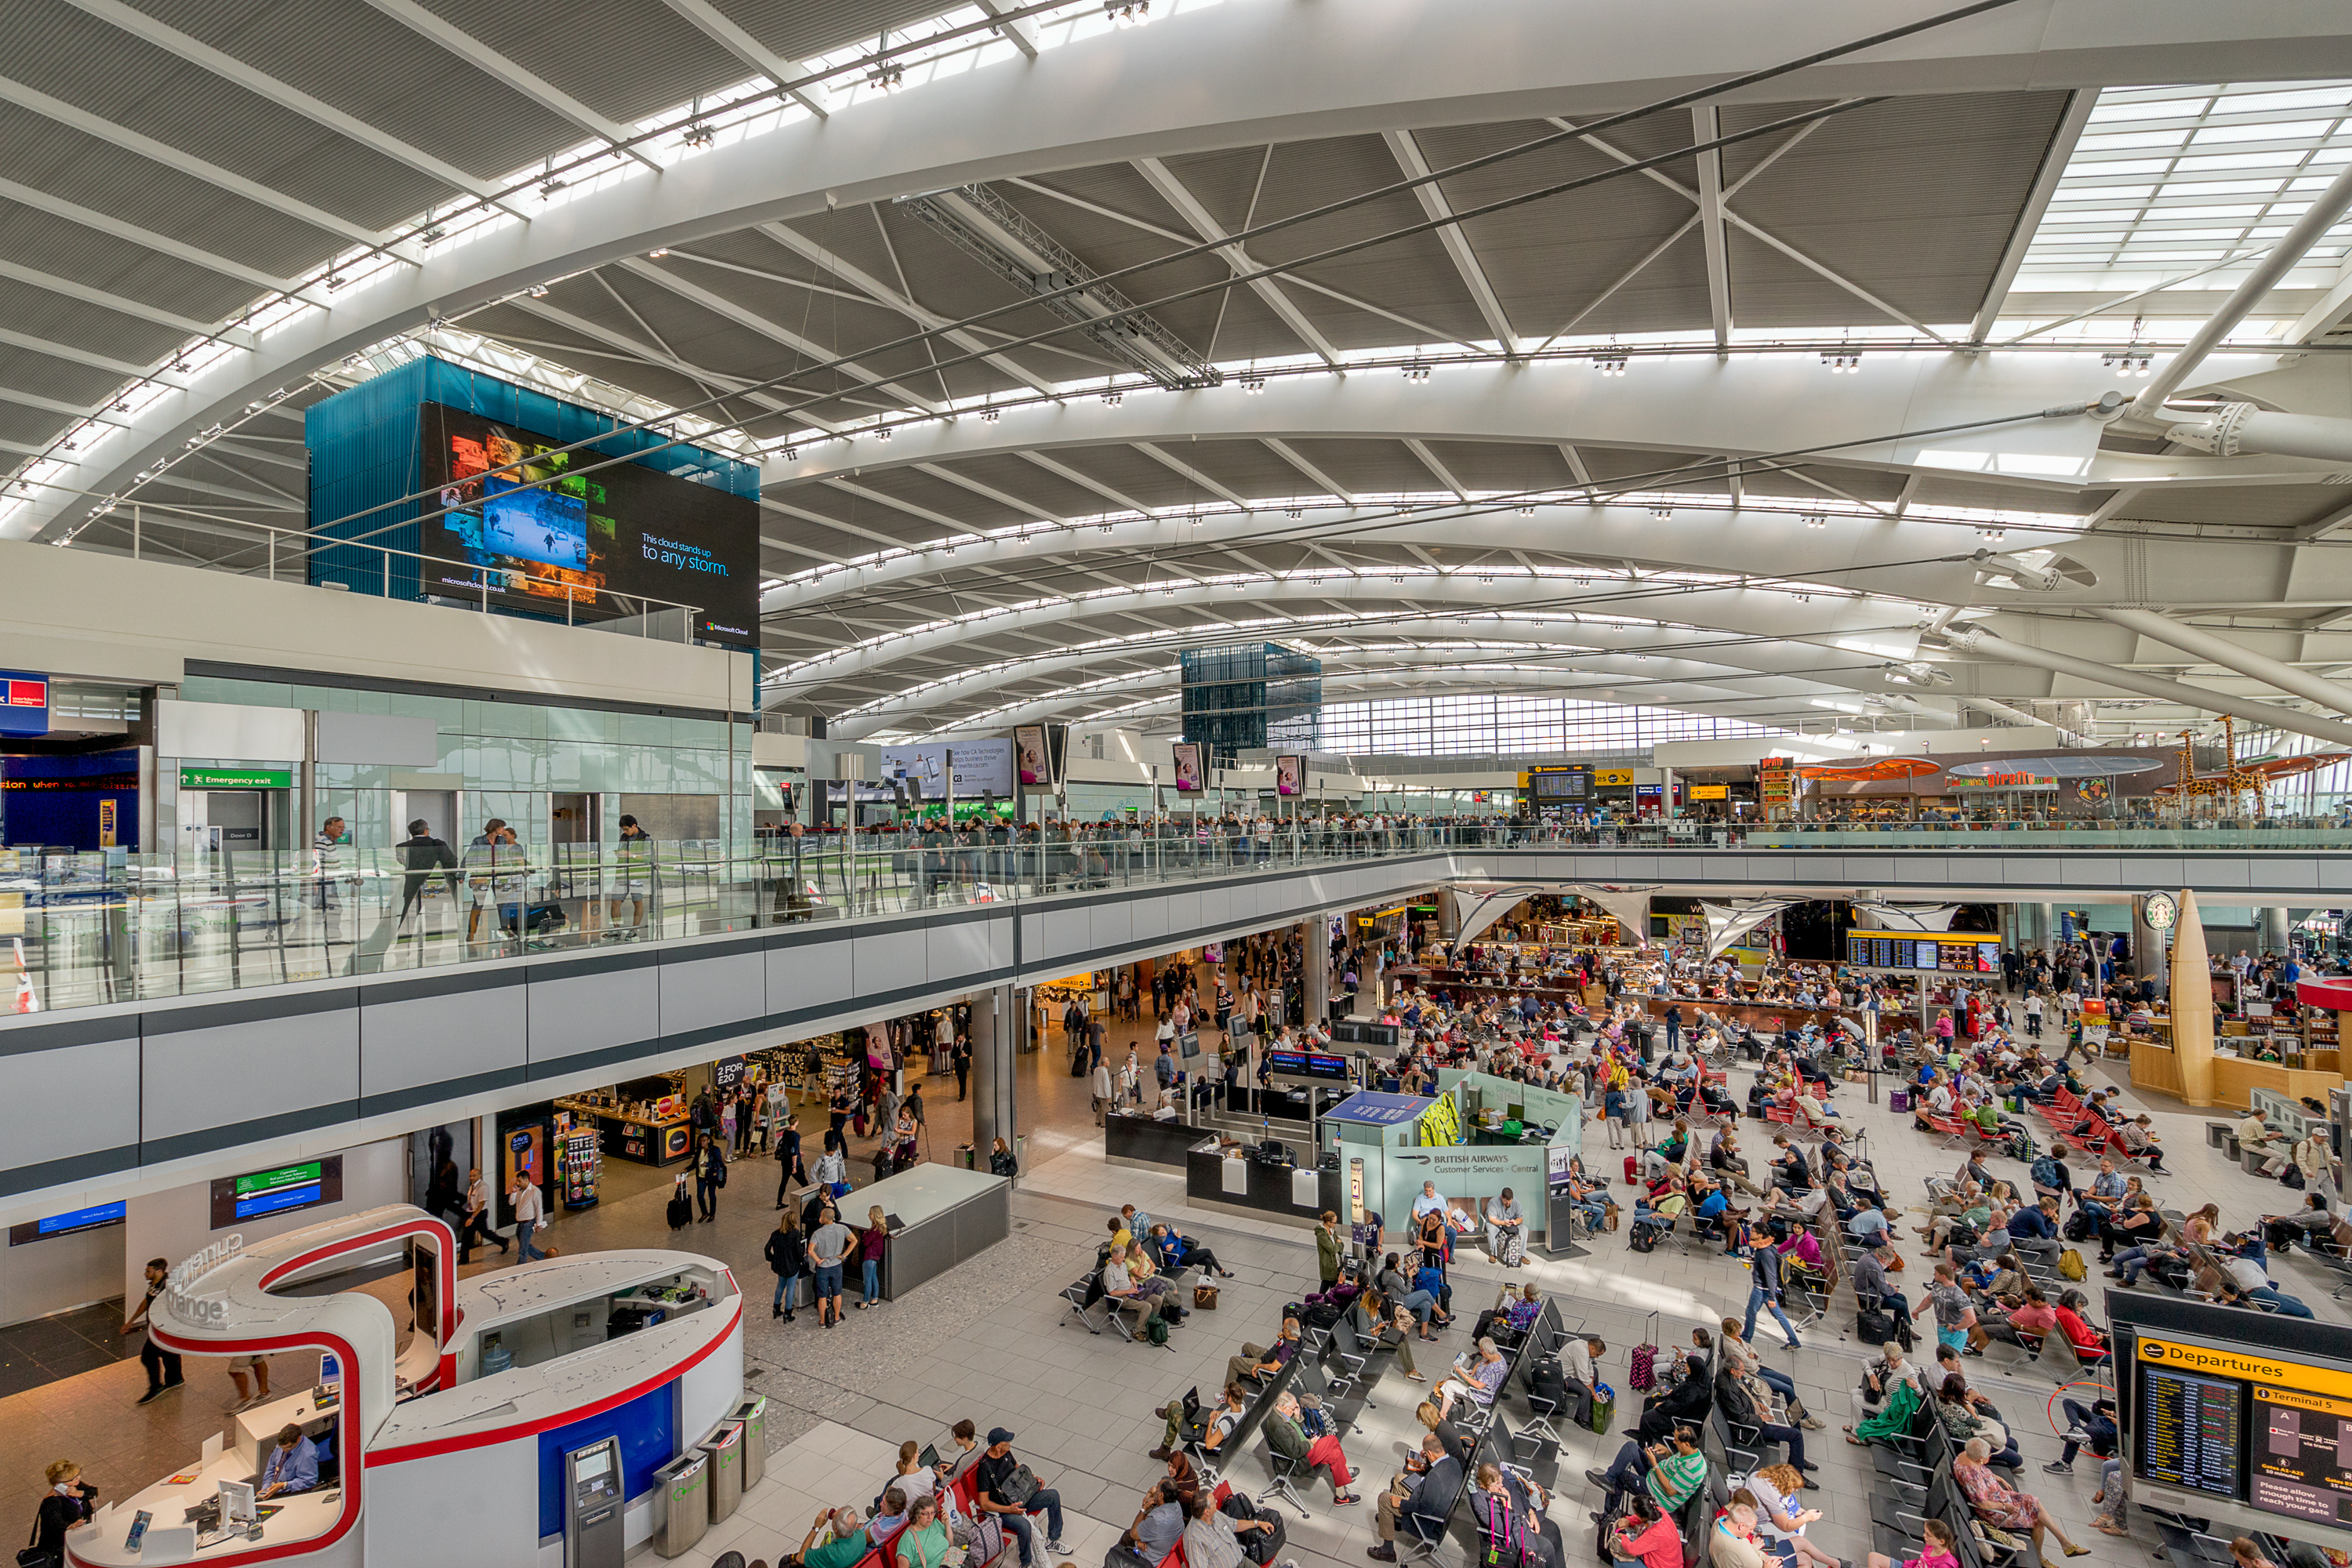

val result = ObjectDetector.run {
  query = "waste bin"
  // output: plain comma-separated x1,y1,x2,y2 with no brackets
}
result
956,1143,975,1170
701,1419,746,1523
734,1396,769,1492
652,1450,710,1558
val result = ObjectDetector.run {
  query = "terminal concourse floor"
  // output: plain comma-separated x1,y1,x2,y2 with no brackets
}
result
10,992,2328,1566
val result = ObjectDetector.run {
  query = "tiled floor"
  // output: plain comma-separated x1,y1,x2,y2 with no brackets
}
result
0,1300,130,1397
9,963,2326,1568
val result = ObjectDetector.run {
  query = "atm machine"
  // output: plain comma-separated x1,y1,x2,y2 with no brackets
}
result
564,1436,626,1568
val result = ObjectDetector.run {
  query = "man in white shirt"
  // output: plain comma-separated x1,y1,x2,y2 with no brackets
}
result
1411,1181,1446,1221
460,1166,506,1264
1559,1333,1605,1427
1926,1080,1957,1116
509,1171,549,1262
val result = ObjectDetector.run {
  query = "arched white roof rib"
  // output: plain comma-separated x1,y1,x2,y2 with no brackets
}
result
11,0,2347,543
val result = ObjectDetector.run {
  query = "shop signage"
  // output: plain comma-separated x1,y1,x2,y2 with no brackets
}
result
1689,783,1729,800
180,767,293,789
0,672,49,737
1594,769,1635,788
2143,891,2178,931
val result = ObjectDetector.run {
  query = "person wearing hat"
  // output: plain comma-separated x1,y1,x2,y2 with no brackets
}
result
974,1427,1071,1564
782,1506,871,1568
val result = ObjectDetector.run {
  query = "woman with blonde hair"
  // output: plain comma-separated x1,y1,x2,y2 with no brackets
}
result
1747,1463,1837,1568
856,1206,891,1310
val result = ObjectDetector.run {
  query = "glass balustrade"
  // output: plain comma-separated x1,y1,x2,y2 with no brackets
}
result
2,817,2343,1014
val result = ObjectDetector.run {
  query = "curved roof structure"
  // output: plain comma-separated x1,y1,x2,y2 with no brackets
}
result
10,0,2352,746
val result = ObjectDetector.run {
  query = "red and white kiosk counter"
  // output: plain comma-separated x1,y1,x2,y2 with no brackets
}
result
68,1203,744,1566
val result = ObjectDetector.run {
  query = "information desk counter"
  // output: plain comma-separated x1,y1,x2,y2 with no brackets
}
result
2131,1040,2343,1109
1184,1138,1347,1230
1105,1111,1203,1170
67,1450,343,1566
850,1163,1010,1301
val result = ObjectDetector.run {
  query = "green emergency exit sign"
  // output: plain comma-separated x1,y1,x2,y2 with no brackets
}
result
179,767,292,789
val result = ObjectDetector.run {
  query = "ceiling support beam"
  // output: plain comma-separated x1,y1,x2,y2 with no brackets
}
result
1401,438,1472,502
1378,131,1522,355
62,0,528,216
2092,606,2352,716
1132,157,1343,366
0,258,241,341
359,0,661,169
0,174,316,304
1262,438,1356,504
1941,624,2352,750
619,256,946,413
656,0,832,117
1690,106,1732,348
2132,157,2352,414
1968,89,2094,343
1133,441,1250,508
971,0,1040,59
0,324,189,383
757,221,1058,396
2285,260,2352,346
0,73,397,252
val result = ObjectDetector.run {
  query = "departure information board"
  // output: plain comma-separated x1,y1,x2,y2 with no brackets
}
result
2252,1382,2352,1523
2138,1361,2244,1500
1844,929,2000,973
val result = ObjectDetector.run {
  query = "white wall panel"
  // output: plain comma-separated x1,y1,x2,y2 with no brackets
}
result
143,1002,360,1149
853,928,926,1004
768,936,854,1018
0,1029,139,1175
659,949,766,1039
358,978,526,1105
925,918,999,984
524,962,659,1064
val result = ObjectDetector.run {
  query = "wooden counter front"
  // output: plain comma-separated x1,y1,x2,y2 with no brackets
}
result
2133,1040,2339,1109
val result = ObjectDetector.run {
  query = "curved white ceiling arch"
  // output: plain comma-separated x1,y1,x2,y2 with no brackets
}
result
775,574,1920,704
828,622,1885,737
19,0,2328,542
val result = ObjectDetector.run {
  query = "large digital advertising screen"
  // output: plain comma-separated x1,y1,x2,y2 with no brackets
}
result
416,401,758,644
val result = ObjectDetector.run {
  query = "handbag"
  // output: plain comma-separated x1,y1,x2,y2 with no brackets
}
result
1193,1283,1219,1309
999,1463,1042,1509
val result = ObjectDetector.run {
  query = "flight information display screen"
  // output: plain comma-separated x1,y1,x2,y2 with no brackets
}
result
2138,1361,2244,1500
1844,930,2000,973
417,401,758,644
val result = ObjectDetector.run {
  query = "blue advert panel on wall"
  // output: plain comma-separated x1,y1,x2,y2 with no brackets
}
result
0,749,140,851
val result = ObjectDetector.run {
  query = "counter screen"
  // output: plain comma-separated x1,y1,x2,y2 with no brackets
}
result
2136,1360,2244,1500
2252,1384,2352,1524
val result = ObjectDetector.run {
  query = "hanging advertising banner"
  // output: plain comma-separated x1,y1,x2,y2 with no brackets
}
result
1275,754,1305,797
1013,726,1050,787
0,672,49,738
1172,742,1206,793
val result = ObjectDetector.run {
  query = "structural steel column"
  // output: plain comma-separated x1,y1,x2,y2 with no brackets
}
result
1302,917,1330,1024
967,982,1018,1170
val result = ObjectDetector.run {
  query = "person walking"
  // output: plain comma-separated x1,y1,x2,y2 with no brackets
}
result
775,1113,805,1207
510,1169,550,1262
694,1133,725,1223
1092,1055,1113,1126
121,1257,183,1406
460,1165,506,1264
766,1213,807,1322
393,818,459,932
1740,1222,1802,1349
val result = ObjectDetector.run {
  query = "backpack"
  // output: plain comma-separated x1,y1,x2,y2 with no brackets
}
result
2063,1209,2096,1243
2057,1248,2087,1281
1146,1313,1171,1346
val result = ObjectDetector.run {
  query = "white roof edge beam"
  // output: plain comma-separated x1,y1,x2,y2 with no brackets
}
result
1966,89,2095,344
358,0,661,170
1379,130,1522,357
658,0,832,116
2092,607,2352,715
1131,158,1343,367
1690,106,1732,349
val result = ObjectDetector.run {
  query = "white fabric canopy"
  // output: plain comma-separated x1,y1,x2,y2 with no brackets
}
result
1851,902,1962,931
1699,897,1800,961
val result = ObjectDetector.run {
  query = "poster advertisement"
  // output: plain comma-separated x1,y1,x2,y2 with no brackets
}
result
881,739,1017,803
1275,754,1305,797
1014,725,1050,787
416,401,759,644
1172,742,1205,793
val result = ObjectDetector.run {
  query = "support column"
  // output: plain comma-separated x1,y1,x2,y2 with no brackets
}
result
2171,889,2216,1106
968,983,1019,1173
2036,903,2057,950
1302,917,1330,1024
2131,897,2166,982
2259,906,2291,956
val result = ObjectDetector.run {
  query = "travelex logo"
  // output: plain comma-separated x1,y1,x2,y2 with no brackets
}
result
2137,1336,2291,1383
